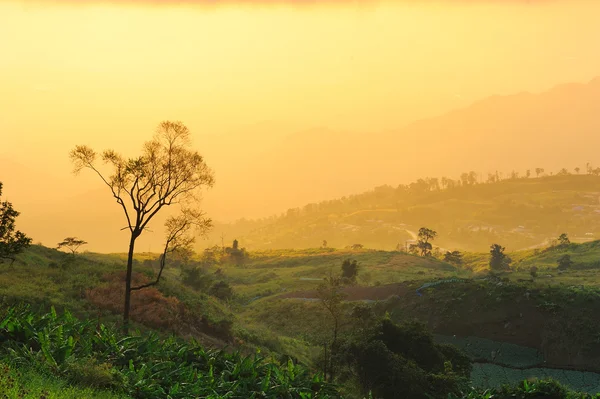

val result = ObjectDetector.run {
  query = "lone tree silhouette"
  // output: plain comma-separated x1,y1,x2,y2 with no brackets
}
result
70,121,214,333
489,243,512,271
411,227,437,256
56,237,88,255
0,182,32,263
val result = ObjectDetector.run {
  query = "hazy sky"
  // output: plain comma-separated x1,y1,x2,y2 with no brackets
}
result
1,0,600,251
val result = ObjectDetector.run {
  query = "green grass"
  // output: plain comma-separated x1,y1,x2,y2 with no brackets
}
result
10,240,600,396
0,362,128,399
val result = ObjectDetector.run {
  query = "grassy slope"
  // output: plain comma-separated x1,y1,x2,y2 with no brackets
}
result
4,245,234,348
212,174,600,252
8,241,600,393
0,362,128,399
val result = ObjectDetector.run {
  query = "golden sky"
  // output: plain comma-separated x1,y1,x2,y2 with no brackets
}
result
1,0,600,251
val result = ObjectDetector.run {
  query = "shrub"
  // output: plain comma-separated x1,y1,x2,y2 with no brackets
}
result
180,266,214,291
557,254,574,271
530,266,538,278
341,259,359,284
209,281,234,301
336,317,470,399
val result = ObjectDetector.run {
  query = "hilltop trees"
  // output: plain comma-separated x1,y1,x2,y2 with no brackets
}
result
70,121,214,333
489,244,512,271
0,182,32,263
411,227,437,257
56,237,88,256
443,250,463,266
535,168,545,177
558,233,570,246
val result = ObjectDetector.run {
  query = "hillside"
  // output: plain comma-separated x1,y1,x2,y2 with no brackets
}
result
7,241,600,396
212,174,600,252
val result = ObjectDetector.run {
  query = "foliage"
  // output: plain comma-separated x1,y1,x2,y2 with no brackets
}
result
530,265,538,278
132,209,211,292
209,281,234,301
335,317,471,399
70,121,215,332
452,378,600,399
340,259,359,284
444,250,463,265
559,233,571,246
410,227,437,257
0,182,32,263
0,305,341,399
180,266,214,292
56,237,88,255
490,244,512,271
0,361,128,399
216,174,600,252
558,254,574,271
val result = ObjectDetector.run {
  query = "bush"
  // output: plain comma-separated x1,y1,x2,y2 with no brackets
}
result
530,266,538,278
335,317,471,399
180,266,214,291
209,281,234,301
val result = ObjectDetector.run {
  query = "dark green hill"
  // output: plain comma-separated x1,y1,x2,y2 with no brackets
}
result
211,174,600,252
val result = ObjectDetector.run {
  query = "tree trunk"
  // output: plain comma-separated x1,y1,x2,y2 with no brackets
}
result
331,318,338,381
123,233,137,334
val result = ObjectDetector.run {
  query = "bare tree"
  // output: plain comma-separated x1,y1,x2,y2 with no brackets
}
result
131,208,211,292
70,121,214,333
56,237,88,255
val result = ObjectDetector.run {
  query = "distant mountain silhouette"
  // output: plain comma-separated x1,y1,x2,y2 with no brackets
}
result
214,76,600,220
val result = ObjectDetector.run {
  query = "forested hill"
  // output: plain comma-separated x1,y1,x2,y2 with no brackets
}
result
208,173,600,252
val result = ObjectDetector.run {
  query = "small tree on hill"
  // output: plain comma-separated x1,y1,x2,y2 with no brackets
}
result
56,237,88,256
322,240,328,249
489,244,511,271
0,182,32,263
341,259,359,284
443,250,463,266
317,272,347,381
535,168,545,177
411,227,437,257
558,233,570,246
557,254,573,271
70,121,215,333
575,167,581,174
